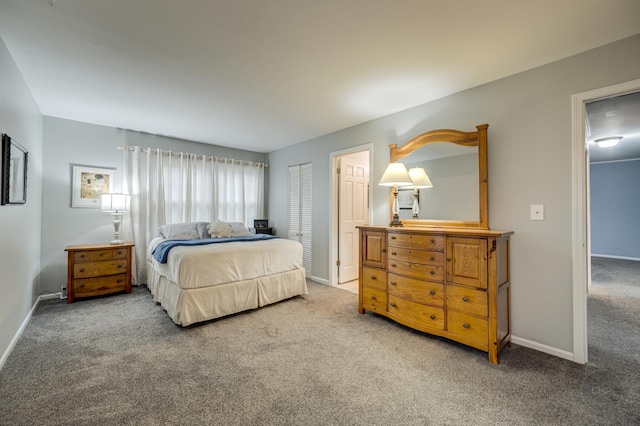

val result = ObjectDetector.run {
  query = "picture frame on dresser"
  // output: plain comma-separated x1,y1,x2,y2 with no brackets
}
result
71,165,115,208
1,133,28,205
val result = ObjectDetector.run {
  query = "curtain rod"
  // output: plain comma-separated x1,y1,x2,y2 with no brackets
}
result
116,145,268,167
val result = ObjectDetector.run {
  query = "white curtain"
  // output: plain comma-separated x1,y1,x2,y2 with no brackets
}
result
122,146,265,284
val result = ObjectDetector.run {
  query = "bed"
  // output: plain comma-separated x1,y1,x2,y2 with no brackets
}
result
146,221,307,326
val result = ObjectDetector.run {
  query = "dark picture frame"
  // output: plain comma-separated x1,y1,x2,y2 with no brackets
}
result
1,133,28,205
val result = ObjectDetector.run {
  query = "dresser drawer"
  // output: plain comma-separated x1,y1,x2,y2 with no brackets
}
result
388,273,443,306
446,285,488,317
388,247,444,266
447,310,488,348
74,260,127,279
388,295,444,330
362,267,387,291
388,259,443,281
388,233,443,251
362,287,387,312
74,274,127,297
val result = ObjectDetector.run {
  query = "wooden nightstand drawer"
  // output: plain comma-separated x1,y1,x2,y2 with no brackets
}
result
447,310,488,350
362,287,387,312
446,285,488,318
388,295,444,330
362,267,387,291
388,259,443,281
388,233,443,251
66,242,134,303
74,260,127,278
388,273,444,307
74,274,127,297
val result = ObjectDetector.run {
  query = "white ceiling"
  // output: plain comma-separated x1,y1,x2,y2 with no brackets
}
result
1,0,640,153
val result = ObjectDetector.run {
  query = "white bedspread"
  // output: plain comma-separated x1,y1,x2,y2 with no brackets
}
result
148,237,304,290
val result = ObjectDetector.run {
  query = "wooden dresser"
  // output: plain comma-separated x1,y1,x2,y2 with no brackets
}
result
65,242,134,303
359,226,512,364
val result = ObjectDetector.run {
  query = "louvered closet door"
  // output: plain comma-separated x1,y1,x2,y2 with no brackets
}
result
288,163,312,277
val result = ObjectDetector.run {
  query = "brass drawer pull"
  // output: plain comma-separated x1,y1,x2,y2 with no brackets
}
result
99,253,104,257
429,290,435,295
391,236,396,240
117,279,123,283
390,302,396,307
391,251,397,255
370,275,376,280
390,281,396,286
79,268,85,273
79,284,84,288
462,296,469,302
430,315,436,320
381,249,386,253
430,256,435,261
446,257,451,261
463,323,470,329
79,254,86,258
370,295,376,300
391,263,396,267
430,270,435,275
430,239,435,244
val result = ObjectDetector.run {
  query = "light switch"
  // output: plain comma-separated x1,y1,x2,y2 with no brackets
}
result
530,204,544,220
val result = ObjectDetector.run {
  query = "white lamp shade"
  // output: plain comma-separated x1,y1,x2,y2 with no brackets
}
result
408,167,433,188
101,193,131,212
379,162,412,187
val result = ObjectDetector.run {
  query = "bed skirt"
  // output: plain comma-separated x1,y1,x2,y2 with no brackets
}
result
146,260,307,326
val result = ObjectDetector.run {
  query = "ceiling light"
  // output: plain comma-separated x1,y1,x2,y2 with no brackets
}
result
594,136,622,148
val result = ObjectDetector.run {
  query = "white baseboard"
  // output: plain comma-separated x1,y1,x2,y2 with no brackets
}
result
510,335,576,363
591,254,640,262
0,293,58,371
310,276,329,285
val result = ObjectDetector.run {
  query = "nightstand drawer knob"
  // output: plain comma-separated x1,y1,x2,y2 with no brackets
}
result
429,290,435,295
463,323,470,329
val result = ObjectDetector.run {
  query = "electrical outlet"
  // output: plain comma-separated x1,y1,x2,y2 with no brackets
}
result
530,204,544,221
60,285,67,300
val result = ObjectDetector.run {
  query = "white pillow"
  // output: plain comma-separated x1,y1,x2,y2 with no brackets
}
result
227,222,252,237
207,220,233,238
159,223,202,240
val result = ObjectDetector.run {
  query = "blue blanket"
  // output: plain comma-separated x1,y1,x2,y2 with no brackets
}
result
152,234,279,264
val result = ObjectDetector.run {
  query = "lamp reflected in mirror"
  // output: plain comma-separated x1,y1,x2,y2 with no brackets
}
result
407,167,433,219
379,162,412,226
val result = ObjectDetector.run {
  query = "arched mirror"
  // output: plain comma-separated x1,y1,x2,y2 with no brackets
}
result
388,124,488,229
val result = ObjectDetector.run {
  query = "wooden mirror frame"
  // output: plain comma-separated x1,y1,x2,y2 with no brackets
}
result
388,124,488,229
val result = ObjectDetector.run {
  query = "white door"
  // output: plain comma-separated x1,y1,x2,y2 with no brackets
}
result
338,151,369,283
288,163,312,276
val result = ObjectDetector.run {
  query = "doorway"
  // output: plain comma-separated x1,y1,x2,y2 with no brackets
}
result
571,78,640,364
329,145,372,289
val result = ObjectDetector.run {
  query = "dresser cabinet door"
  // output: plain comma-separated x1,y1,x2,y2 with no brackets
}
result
446,237,488,289
362,230,386,269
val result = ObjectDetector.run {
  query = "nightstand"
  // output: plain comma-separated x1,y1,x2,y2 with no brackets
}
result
65,242,134,303
254,227,273,235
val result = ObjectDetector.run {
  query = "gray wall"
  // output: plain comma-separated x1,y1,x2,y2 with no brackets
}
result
0,37,43,364
267,34,640,355
40,117,268,294
590,159,640,259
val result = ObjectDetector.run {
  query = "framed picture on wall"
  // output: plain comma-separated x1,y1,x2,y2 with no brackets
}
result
71,165,115,208
397,188,414,209
1,133,28,205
